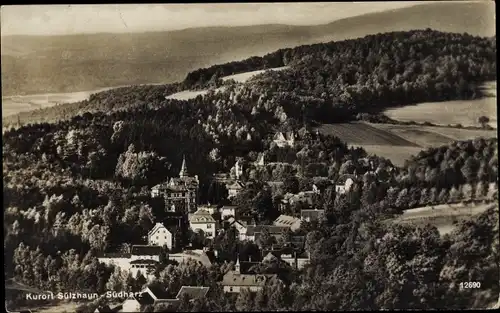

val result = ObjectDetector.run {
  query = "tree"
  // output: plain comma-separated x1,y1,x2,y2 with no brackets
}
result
283,176,300,194
478,115,490,128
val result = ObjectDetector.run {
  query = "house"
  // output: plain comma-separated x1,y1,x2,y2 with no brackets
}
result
151,156,199,214
221,257,278,293
220,205,237,219
254,153,266,167
280,251,310,270
279,191,315,211
227,217,248,236
148,223,173,250
227,181,245,199
197,204,219,215
188,209,217,239
335,174,357,194
119,297,142,313
273,215,302,232
273,131,297,148
98,251,157,280
300,208,325,222
240,225,289,242
175,286,210,301
231,160,244,180
130,245,162,262
168,249,215,267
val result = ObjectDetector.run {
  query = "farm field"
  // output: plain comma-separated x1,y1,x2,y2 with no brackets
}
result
384,81,497,129
368,123,498,148
360,145,423,167
316,122,419,146
221,66,289,83
390,202,497,236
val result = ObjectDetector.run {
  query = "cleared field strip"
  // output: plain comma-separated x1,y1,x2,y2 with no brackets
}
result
368,123,497,148
390,202,497,235
221,66,289,83
361,145,423,167
316,122,420,146
165,86,226,101
384,82,497,129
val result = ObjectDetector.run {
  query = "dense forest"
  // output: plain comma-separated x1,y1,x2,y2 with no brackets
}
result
4,29,496,126
3,29,498,312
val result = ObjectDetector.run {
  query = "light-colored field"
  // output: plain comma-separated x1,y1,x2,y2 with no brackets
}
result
368,123,497,148
221,66,289,83
384,81,497,129
360,145,423,167
165,86,226,101
391,202,497,235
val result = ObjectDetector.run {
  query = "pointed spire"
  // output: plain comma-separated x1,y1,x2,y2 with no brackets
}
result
234,253,240,274
179,155,188,178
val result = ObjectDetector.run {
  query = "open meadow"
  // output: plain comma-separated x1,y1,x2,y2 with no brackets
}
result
221,66,289,83
384,81,497,129
389,202,498,236
368,123,498,148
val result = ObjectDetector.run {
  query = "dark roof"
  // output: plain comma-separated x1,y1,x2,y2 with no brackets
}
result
240,261,261,274
131,245,162,256
300,209,325,220
146,285,171,300
246,225,288,235
222,272,277,287
98,252,131,258
175,286,210,300
129,259,159,265
336,174,357,184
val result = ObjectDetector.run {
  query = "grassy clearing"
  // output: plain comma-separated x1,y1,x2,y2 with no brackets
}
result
368,123,497,148
383,81,497,128
360,144,423,167
316,122,419,146
390,202,497,236
221,66,289,83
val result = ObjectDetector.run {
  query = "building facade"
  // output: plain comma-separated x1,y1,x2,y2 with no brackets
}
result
188,209,217,239
151,156,199,214
148,223,173,250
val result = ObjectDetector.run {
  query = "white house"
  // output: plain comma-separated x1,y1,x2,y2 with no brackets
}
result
130,245,162,262
119,298,142,313
221,258,278,293
335,174,357,194
189,209,217,239
273,215,302,232
227,217,248,237
148,223,173,250
227,181,245,199
273,132,296,148
220,205,237,219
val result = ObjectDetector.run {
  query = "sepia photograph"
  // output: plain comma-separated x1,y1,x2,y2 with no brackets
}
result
2,1,498,312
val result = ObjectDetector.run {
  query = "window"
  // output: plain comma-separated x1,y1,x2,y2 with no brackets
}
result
207,224,212,229
229,287,233,292
164,236,167,239
156,236,158,240
206,232,213,237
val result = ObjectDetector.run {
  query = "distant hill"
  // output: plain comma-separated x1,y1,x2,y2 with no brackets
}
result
1,1,495,96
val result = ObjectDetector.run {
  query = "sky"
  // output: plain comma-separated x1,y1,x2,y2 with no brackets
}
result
0,2,430,36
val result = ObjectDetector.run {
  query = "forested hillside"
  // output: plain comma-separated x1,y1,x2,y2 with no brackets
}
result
3,27,498,311
2,1,494,96
4,29,496,128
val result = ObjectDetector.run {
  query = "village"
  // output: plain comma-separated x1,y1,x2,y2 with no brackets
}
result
93,131,363,312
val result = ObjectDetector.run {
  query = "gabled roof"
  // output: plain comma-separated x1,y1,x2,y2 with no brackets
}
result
300,209,325,220
227,181,245,189
245,225,288,236
336,174,357,185
222,271,277,287
145,285,171,300
175,286,210,300
189,209,216,223
263,252,279,262
129,259,159,265
131,245,162,256
148,223,172,236
273,215,301,227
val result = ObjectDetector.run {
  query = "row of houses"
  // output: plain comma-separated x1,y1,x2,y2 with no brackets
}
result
95,285,211,313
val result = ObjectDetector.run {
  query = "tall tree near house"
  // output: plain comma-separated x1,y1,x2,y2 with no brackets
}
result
478,115,490,128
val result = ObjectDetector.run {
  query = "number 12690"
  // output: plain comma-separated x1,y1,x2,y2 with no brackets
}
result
459,282,481,289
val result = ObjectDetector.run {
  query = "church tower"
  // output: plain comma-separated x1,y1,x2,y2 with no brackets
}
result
179,155,188,178
234,254,240,274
